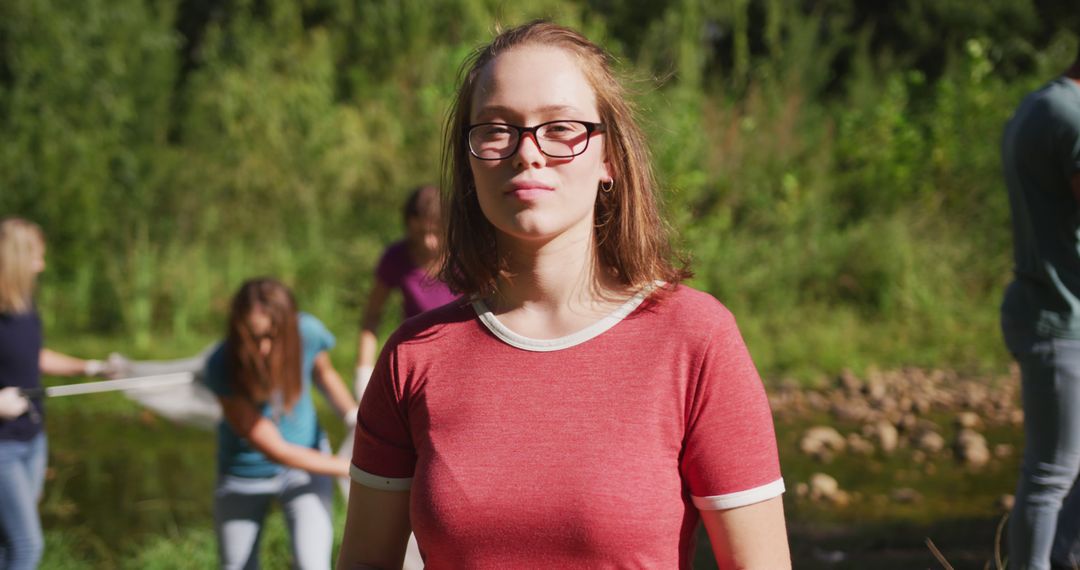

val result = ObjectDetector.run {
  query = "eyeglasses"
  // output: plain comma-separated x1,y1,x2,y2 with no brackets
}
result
467,120,606,160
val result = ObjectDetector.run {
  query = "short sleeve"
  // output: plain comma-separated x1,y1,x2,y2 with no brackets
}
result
375,241,408,288
299,313,335,355
681,311,784,510
202,343,231,397
350,343,417,490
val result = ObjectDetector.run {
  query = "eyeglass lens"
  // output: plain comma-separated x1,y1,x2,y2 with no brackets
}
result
469,121,593,159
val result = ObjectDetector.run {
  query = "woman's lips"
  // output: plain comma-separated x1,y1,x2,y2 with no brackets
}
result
506,181,554,200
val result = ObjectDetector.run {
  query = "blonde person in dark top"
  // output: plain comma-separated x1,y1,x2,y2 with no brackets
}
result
0,217,117,570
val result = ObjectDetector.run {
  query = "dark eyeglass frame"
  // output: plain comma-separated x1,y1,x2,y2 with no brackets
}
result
466,120,607,161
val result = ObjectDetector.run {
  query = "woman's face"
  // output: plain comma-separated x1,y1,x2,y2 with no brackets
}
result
468,45,610,247
246,306,275,357
30,242,46,275
406,216,440,257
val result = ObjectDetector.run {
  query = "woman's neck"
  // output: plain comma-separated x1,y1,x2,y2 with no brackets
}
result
487,231,631,338
407,240,437,271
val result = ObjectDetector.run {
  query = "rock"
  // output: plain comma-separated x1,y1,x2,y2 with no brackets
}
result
994,444,1014,458
809,473,839,502
805,391,829,411
795,482,809,498
865,378,887,400
800,426,846,460
955,411,981,429
838,369,862,394
954,428,991,467
914,430,946,454
807,473,850,506
863,420,899,454
846,433,875,455
830,400,870,423
890,488,922,504
897,413,919,433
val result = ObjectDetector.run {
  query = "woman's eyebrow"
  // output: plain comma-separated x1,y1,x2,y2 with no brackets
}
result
473,104,583,120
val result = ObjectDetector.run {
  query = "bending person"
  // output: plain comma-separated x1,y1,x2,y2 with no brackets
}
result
353,185,457,399
0,218,118,570
205,278,356,570
339,21,789,570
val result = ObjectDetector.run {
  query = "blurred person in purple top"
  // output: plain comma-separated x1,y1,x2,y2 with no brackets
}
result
353,185,457,398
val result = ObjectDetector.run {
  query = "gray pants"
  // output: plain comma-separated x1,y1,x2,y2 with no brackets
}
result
1005,324,1080,570
214,466,334,570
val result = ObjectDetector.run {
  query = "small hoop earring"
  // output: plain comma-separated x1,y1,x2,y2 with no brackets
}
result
600,179,614,193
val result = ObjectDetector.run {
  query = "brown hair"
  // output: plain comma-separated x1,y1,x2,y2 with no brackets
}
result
403,184,441,223
0,218,45,315
225,278,302,411
439,20,689,297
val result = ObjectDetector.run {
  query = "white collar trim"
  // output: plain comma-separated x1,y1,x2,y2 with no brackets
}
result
472,282,659,352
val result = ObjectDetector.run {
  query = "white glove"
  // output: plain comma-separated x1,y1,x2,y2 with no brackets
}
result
343,405,359,430
0,387,30,420
84,359,106,377
354,365,374,400
105,353,133,378
84,356,126,379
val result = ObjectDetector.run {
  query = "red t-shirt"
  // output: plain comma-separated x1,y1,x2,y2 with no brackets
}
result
351,284,783,569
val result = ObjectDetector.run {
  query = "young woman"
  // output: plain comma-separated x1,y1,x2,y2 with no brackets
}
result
204,278,356,569
338,21,789,570
353,185,457,399
0,217,116,570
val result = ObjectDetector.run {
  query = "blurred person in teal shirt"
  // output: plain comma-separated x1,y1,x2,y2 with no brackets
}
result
204,278,356,570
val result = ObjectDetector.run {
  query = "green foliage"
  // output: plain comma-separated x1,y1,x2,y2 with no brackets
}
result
1,0,1078,379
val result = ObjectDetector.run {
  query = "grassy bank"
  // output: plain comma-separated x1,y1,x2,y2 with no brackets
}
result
34,335,1021,568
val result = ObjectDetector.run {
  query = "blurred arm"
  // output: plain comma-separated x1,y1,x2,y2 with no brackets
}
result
357,279,392,368
39,348,98,377
312,351,358,418
219,395,350,478
700,496,791,570
336,483,411,570
355,279,392,397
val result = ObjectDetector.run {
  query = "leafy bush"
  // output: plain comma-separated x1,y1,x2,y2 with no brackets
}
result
1,0,1077,379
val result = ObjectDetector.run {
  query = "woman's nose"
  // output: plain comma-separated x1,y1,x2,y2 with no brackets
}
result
513,132,547,168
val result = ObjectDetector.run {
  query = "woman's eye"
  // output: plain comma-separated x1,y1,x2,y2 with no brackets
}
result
482,125,513,137
541,122,583,139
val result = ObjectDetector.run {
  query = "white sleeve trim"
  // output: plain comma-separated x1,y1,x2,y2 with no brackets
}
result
350,464,412,491
692,478,785,510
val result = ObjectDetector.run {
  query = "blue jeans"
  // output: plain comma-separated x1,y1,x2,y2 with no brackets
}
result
1005,324,1080,570
0,433,47,570
213,466,334,570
